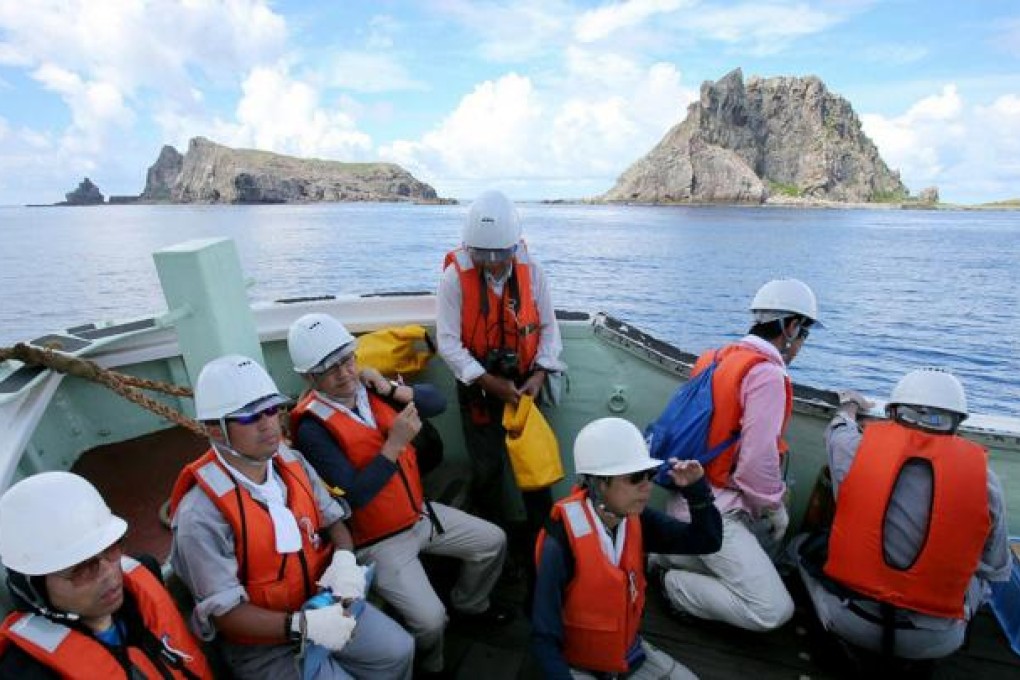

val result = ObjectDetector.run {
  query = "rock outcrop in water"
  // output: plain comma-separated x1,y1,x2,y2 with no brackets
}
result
59,177,105,205
140,137,440,204
602,69,908,204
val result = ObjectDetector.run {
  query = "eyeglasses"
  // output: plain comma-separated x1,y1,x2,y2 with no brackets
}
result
623,469,656,485
468,246,515,264
895,405,957,432
54,541,123,585
228,405,281,425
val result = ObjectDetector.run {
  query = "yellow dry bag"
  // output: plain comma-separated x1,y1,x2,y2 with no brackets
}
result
502,394,564,491
355,325,435,378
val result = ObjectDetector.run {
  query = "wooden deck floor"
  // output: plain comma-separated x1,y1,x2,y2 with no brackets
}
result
75,427,1020,679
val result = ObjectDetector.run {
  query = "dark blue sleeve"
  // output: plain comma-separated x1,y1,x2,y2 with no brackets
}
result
531,524,575,680
642,478,723,555
293,418,398,508
410,382,446,418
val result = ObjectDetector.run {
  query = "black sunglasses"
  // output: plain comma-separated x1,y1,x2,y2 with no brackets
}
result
228,405,281,425
797,326,810,341
623,469,656,485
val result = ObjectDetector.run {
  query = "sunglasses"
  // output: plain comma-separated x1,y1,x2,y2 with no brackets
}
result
623,469,656,485
797,326,811,341
228,405,281,425
55,540,123,586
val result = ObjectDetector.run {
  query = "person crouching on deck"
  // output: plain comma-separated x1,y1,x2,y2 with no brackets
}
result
0,471,212,679
168,354,414,680
287,313,510,678
531,418,723,679
794,368,1010,662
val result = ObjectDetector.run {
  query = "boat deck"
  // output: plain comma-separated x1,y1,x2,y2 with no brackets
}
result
75,427,1020,679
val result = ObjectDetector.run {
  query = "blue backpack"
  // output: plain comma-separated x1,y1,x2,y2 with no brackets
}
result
644,352,742,487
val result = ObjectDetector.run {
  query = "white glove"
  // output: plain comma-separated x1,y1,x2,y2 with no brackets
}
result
837,389,874,410
303,604,357,652
317,550,367,600
763,504,789,543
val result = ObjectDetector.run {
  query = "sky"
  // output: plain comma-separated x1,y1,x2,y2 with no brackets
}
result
0,0,1018,206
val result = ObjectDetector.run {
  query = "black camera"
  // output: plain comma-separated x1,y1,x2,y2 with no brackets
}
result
484,348,519,379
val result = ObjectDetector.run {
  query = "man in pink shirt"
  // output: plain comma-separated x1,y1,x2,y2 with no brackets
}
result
650,278,821,631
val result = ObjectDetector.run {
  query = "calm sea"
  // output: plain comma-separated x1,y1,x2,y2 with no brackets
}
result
1,203,1017,417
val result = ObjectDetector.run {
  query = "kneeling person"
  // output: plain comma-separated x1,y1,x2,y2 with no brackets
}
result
532,418,723,679
0,472,212,679
169,354,414,680
288,314,509,676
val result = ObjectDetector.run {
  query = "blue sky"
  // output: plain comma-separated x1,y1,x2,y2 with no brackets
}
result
1,0,1018,205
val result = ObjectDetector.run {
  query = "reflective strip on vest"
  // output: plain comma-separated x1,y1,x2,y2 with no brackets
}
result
562,501,592,539
453,249,474,270
8,615,69,653
120,556,140,573
277,447,298,464
196,461,235,498
307,399,336,422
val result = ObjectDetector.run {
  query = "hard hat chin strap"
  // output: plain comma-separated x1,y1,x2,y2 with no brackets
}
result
8,576,80,624
211,421,268,467
582,475,626,523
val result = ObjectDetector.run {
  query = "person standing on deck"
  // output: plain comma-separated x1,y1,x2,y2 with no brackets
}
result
650,278,821,631
532,417,722,679
168,354,414,680
0,471,212,680
287,313,511,678
436,189,566,595
794,369,1010,660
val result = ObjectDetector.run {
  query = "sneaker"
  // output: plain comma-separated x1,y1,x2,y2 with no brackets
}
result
451,603,515,627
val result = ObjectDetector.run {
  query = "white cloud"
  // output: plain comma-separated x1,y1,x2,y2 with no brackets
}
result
862,85,1020,203
157,66,373,162
380,50,694,198
0,116,8,141
433,0,572,62
321,52,426,93
686,2,846,55
992,17,1020,58
575,0,694,43
863,44,928,65
366,15,400,50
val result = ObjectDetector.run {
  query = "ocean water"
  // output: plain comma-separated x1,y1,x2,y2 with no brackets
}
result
0,203,1017,417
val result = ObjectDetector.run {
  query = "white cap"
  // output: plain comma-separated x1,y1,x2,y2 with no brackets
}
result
573,418,661,477
288,313,356,374
0,472,127,575
194,355,288,421
750,278,822,327
463,190,521,250
889,367,968,416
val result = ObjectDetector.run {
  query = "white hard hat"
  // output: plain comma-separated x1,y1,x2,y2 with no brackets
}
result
889,368,968,417
463,190,521,250
750,278,823,326
0,472,127,576
194,354,289,421
288,313,356,374
574,418,660,477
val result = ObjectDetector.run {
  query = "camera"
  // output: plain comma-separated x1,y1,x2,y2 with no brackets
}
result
484,348,519,379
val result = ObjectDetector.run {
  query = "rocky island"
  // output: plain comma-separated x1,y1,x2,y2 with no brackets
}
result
602,69,908,205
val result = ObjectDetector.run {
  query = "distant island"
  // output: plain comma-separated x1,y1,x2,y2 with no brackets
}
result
602,68,912,205
51,137,449,206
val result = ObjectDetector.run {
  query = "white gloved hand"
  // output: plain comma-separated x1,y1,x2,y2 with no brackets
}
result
763,504,789,543
317,550,367,600
303,604,357,652
837,389,874,411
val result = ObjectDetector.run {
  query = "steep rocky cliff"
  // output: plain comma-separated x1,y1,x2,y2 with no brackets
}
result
61,178,105,205
603,69,907,204
140,137,438,204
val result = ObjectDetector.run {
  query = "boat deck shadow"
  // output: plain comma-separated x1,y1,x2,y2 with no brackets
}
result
75,427,1020,679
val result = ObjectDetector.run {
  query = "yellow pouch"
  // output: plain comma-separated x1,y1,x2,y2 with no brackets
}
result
502,394,564,491
355,325,435,378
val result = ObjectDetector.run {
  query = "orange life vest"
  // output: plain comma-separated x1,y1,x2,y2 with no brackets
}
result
169,448,332,643
290,391,424,547
535,489,646,674
0,557,212,679
443,245,541,376
691,343,793,488
824,421,990,619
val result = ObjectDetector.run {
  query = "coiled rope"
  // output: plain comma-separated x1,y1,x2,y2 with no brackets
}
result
0,342,209,438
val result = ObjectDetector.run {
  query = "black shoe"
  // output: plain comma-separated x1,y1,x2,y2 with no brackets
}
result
451,603,515,627
650,564,698,625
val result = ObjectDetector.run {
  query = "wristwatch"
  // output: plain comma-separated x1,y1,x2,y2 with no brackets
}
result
386,380,399,399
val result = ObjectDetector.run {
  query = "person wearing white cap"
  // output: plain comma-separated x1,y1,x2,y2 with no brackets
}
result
794,369,1009,664
0,472,211,679
167,355,414,680
651,278,821,631
531,418,722,679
